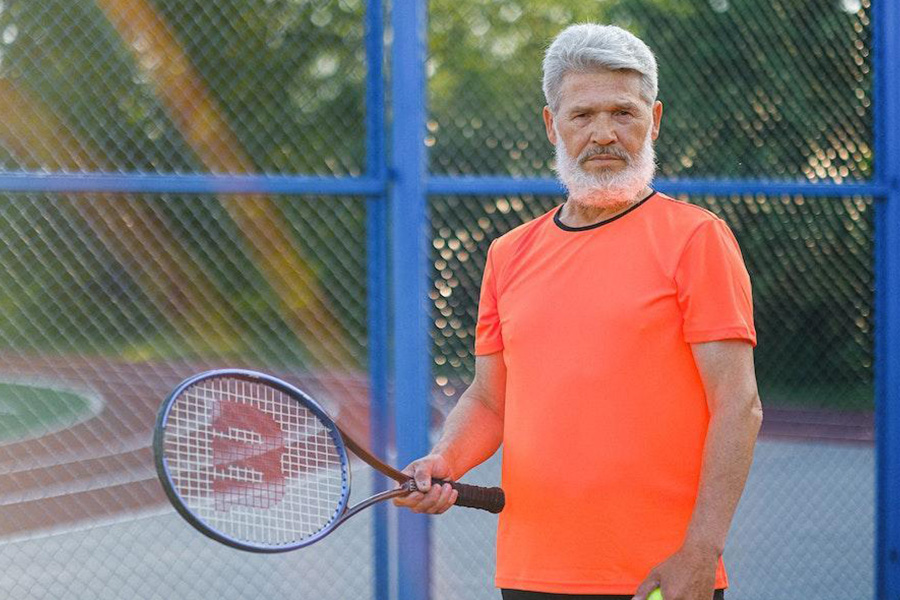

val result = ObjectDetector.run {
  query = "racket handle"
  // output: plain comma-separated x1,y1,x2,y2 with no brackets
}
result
437,479,505,514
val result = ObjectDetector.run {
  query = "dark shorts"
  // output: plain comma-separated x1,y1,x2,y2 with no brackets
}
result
501,589,726,600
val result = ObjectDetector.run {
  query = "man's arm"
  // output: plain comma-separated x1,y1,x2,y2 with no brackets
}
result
633,339,763,600
393,351,507,514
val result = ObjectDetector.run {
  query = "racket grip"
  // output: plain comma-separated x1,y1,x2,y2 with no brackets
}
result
438,479,505,514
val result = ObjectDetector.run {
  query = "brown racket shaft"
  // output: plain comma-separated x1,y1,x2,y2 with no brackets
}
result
339,428,505,514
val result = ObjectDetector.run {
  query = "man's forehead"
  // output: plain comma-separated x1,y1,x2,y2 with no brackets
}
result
557,69,645,105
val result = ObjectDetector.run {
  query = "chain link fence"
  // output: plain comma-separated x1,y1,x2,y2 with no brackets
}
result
0,8,377,599
0,0,878,599
429,193,874,599
0,192,374,598
428,0,871,182
428,1,874,598
430,193,874,410
0,0,367,175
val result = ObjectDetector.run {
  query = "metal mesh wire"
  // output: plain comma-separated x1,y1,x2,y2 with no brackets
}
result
1,506,376,599
0,192,374,598
429,193,874,598
428,0,872,182
432,442,874,600
0,193,368,365
427,17,875,596
430,193,874,410
0,0,366,174
0,0,879,598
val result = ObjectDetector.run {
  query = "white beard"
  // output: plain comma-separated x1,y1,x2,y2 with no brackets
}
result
553,127,657,211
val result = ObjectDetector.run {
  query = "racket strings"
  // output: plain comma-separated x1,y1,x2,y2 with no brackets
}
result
162,377,347,547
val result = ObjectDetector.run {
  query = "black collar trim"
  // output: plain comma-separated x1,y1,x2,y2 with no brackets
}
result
553,190,657,232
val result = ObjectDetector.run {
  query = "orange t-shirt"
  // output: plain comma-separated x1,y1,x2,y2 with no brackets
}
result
474,192,756,595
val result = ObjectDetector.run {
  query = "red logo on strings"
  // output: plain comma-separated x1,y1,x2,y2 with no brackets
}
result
210,401,287,511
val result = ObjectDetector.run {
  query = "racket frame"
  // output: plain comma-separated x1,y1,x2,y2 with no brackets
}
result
155,368,504,554
153,369,353,553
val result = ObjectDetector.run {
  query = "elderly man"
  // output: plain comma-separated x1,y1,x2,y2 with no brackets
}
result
396,23,762,600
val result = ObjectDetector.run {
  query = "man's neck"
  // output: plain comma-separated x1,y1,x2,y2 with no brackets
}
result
558,186,653,228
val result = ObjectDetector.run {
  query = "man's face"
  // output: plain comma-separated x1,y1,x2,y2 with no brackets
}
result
543,69,663,207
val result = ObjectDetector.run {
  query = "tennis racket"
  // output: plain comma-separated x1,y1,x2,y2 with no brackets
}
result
153,369,505,553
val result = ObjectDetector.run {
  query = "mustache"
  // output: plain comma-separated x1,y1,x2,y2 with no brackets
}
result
578,146,631,165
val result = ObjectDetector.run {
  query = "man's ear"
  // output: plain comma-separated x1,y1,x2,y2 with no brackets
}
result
543,106,557,145
651,100,663,141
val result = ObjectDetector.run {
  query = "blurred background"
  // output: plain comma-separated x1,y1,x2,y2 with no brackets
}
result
0,0,880,599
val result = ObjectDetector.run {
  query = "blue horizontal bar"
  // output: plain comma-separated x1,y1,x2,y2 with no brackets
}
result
427,176,565,196
657,179,888,198
0,172,387,196
427,175,889,198
0,172,886,199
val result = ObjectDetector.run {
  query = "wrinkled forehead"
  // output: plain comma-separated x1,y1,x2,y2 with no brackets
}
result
556,69,648,111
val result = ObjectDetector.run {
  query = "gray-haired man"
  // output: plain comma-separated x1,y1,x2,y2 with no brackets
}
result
396,23,762,600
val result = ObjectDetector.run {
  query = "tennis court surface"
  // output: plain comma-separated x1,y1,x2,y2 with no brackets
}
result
0,353,874,599
0,0,889,598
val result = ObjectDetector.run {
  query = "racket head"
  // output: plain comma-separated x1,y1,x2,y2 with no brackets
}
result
153,369,351,552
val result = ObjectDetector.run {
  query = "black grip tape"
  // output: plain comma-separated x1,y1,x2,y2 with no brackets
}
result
435,478,505,513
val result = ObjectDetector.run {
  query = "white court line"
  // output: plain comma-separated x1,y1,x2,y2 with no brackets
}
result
0,374,105,446
0,461,158,506
0,432,152,476
0,497,175,546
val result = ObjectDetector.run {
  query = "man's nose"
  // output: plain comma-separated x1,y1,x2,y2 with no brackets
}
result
589,116,617,146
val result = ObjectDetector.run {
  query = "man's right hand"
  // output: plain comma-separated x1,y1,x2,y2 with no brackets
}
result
392,453,459,514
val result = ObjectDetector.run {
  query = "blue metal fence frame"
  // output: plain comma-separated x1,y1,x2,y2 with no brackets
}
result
364,0,390,598
390,2,432,600
0,1,892,599
874,0,900,597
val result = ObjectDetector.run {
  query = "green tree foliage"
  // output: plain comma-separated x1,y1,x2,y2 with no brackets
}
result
0,0,875,404
428,0,871,181
427,0,873,404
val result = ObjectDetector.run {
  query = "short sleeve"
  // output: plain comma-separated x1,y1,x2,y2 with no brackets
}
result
675,218,757,346
474,241,504,355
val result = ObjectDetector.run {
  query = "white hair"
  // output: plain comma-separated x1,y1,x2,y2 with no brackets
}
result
542,24,659,112
554,124,657,209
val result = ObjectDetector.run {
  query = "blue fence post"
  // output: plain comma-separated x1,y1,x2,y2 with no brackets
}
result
364,0,390,598
875,0,900,597
390,1,431,600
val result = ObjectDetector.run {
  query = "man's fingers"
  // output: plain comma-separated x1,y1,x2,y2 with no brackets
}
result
393,483,457,514
410,482,447,513
631,576,660,600
393,454,457,512
417,483,457,514
392,491,425,508
433,484,459,514
412,462,435,493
